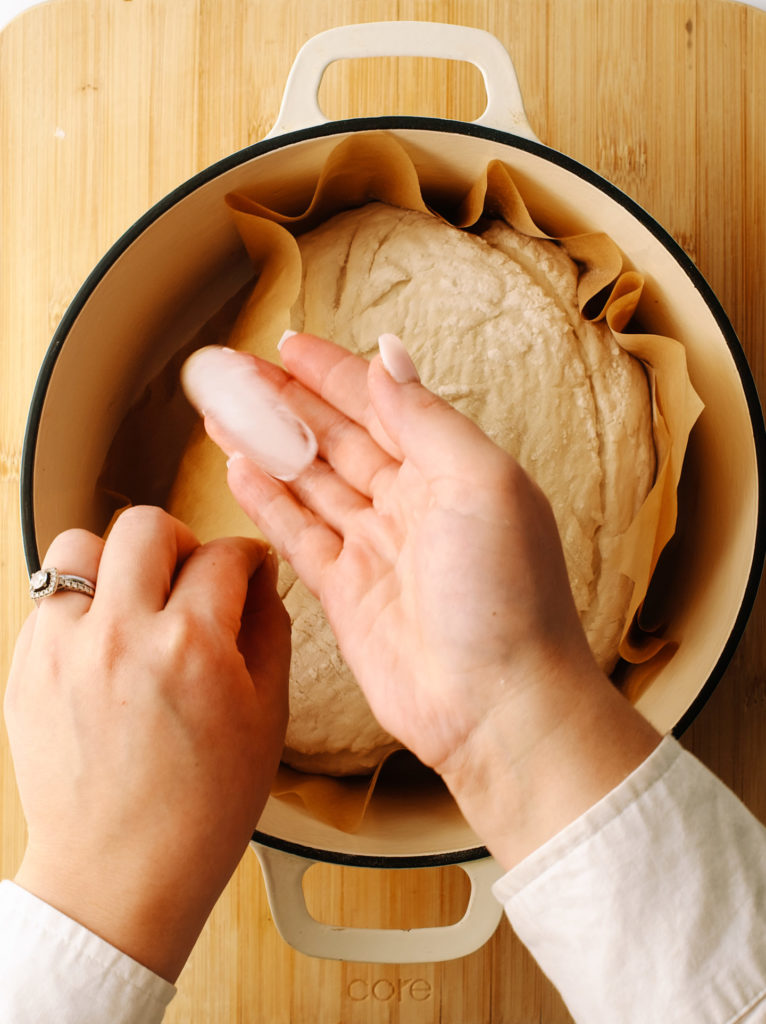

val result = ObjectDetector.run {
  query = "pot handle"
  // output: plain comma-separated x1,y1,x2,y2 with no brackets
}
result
251,841,505,963
265,21,539,142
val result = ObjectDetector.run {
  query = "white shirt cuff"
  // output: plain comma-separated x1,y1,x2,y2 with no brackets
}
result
0,879,175,1024
492,735,766,1024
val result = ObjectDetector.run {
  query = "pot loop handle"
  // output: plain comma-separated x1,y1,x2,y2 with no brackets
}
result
251,842,505,963
265,21,540,142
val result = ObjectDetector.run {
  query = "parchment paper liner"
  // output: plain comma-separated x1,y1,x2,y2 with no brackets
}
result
103,132,702,834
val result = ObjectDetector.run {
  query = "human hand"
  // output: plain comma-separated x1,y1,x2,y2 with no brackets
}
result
4,507,290,980
190,334,660,866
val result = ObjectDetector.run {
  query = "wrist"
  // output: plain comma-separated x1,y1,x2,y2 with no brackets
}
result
439,660,661,870
14,846,214,982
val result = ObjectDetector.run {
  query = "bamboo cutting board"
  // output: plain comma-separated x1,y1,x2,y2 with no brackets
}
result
1,1,765,1021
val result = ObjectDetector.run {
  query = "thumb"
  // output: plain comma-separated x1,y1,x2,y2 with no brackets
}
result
238,548,291,709
368,334,505,481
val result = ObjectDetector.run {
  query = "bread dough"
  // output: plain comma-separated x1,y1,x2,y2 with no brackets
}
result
169,202,655,776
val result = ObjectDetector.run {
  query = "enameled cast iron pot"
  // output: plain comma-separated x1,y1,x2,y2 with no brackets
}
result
21,22,766,963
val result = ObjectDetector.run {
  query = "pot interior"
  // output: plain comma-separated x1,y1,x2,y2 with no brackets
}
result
25,123,763,861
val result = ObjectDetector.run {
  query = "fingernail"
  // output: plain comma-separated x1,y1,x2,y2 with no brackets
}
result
264,546,280,580
181,346,317,481
278,329,298,352
378,333,420,384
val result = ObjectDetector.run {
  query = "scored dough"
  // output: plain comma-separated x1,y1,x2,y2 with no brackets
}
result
168,202,655,776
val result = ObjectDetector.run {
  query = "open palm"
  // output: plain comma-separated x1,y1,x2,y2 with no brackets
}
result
222,334,596,773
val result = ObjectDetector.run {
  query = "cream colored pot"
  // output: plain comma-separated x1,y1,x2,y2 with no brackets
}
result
21,22,765,963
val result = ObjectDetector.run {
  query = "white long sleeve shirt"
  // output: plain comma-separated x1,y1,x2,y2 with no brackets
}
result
1,736,765,1023
0,881,175,1023
493,736,766,1023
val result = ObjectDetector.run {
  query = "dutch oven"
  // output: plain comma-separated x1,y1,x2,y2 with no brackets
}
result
21,22,766,962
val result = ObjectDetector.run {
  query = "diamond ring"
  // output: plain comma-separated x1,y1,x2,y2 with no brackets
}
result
29,568,97,602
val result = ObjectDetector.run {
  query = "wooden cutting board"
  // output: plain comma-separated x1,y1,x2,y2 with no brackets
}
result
1,1,765,1021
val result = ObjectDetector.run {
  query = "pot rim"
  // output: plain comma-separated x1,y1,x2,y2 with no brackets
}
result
20,114,766,867
250,831,489,869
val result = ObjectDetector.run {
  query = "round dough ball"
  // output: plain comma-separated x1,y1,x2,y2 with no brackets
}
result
169,202,655,776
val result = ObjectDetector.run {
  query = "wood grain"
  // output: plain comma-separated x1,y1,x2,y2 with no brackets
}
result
1,1,764,1021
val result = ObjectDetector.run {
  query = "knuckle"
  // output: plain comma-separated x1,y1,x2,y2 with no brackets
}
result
42,526,102,566
48,526,96,549
323,411,356,454
416,389,447,416
115,504,169,531
161,612,195,654
160,611,213,669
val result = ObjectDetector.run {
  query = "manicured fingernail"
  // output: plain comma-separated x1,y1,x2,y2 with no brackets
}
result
181,346,317,481
278,329,299,351
378,333,420,384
